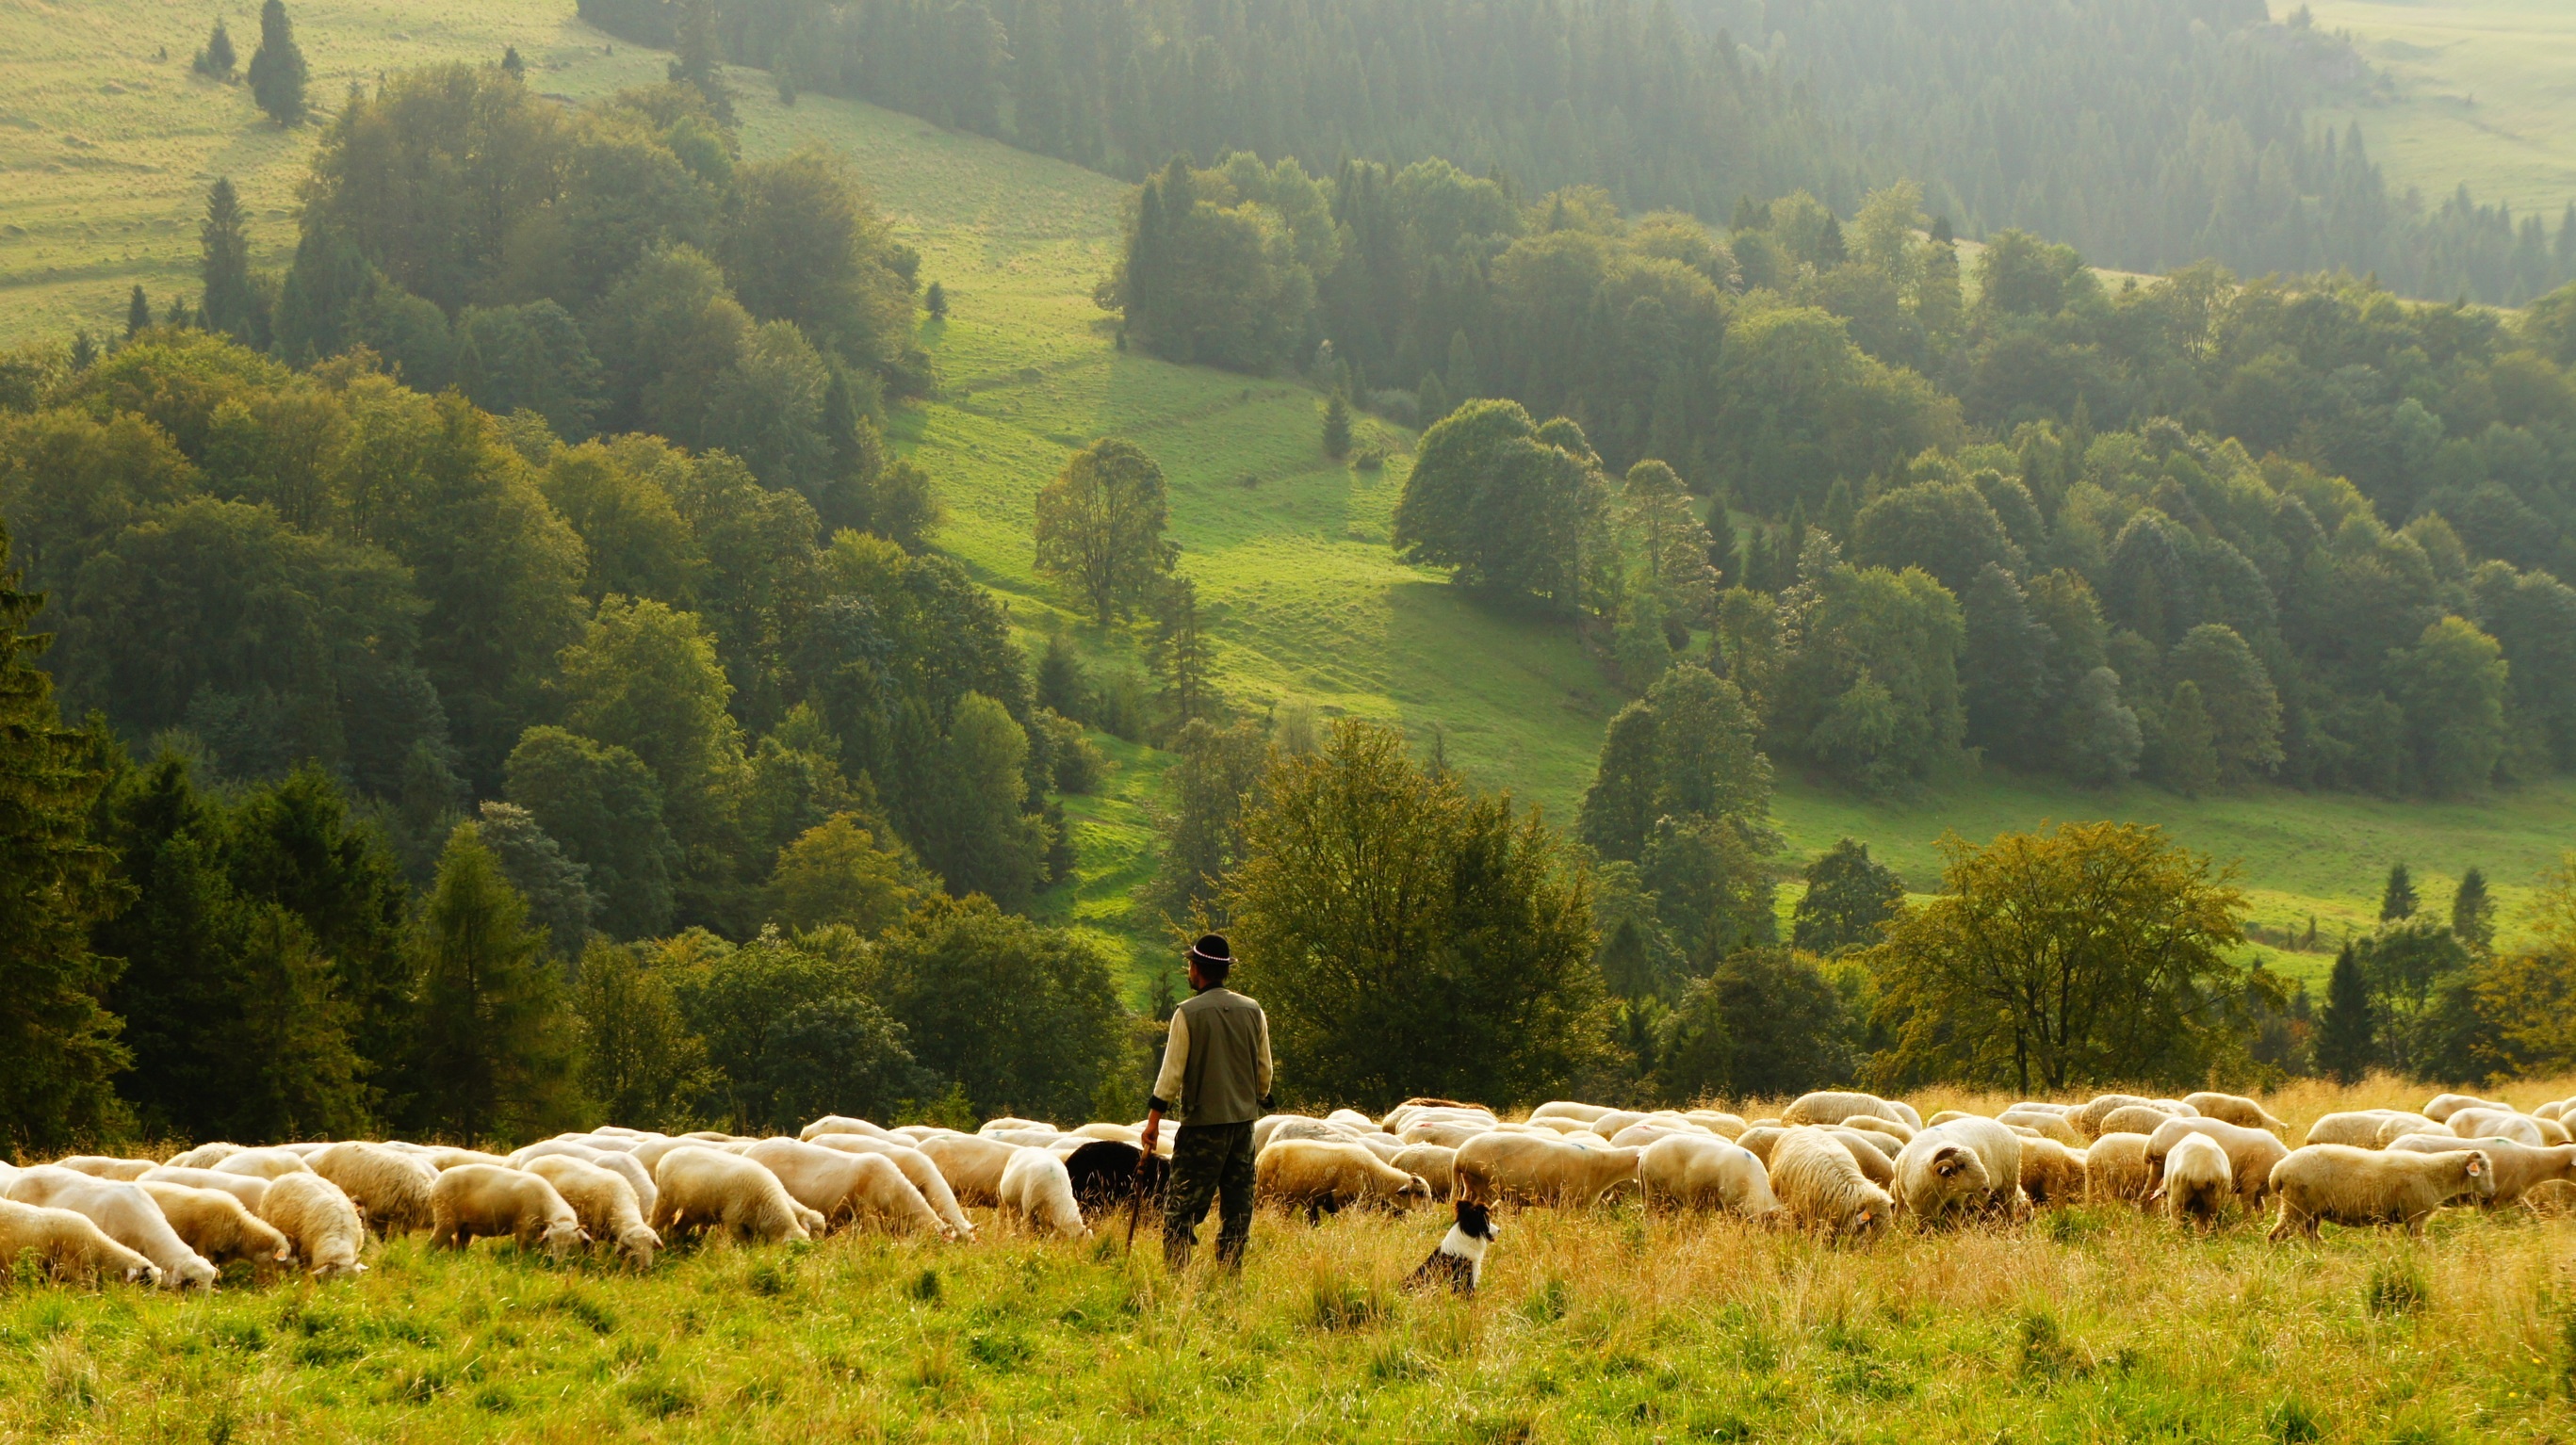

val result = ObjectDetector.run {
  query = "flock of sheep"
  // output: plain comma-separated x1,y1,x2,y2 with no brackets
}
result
2,1086,2568,1291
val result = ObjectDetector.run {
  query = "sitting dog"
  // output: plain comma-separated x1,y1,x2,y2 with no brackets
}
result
1405,1197,1499,1296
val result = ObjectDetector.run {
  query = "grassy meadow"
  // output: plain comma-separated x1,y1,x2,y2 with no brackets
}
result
3,0,2574,998
6,1076,2576,1443
2308,0,2576,218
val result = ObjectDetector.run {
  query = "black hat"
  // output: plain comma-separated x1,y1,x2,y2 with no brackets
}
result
1188,934,1232,973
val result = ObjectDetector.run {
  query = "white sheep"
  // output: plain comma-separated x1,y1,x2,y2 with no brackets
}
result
309,1142,439,1234
2421,1093,2505,1125
1684,1110,1750,1139
799,1114,900,1143
2144,1117,2290,1207
996,1145,1090,1240
1891,1118,2022,1223
806,1133,976,1239
2180,1091,2289,1134
0,1199,159,1286
917,1133,1021,1207
1255,1140,1433,1219
2384,1135,2576,1207
2085,1133,2156,1205
5,1167,220,1290
431,1164,587,1262
424,1146,518,1172
1528,1101,1614,1125
2157,1133,2233,1227
2445,1108,2545,1147
520,1155,660,1267
137,1181,295,1277
1451,1133,1641,1208
979,1117,1056,1137
1782,1092,1911,1129
209,1147,314,1180
1997,1109,2086,1148
742,1138,951,1239
1399,1119,1494,1150
1842,1114,1916,1145
1768,1125,1891,1240
49,1156,157,1181
2095,1103,2184,1139
2300,1110,2403,1147
138,1165,269,1213
1638,1134,1781,1219
2267,1144,2495,1240
1389,1144,1457,1200
260,1173,372,1280
651,1145,813,1245
161,1143,247,1171
510,1140,660,1219
2016,1137,2088,1209
2374,1113,2447,1147
1326,1109,1381,1133
2072,1095,2157,1139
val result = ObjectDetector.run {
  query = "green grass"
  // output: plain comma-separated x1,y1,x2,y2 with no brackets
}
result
7,1076,2576,1443
2309,0,2576,217
4,0,2571,998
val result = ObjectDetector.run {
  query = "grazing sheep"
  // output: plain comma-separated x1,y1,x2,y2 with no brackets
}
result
799,1114,898,1143
742,1138,950,1239
1607,1121,1705,1149
1400,1119,1495,1150
1997,1109,2087,1148
1769,1126,1892,1240
5,1167,220,1290
916,1133,1020,1207
2385,1135,2576,1207
2519,1178,2576,1216
1783,1092,1911,1129
652,1147,812,1246
1390,1145,1458,1201
979,1117,1055,1137
1824,1128,1899,1188
0,1199,160,1286
1639,1134,1782,1219
2085,1133,2156,1205
2144,1118,2290,1207
1326,1109,1380,1132
2301,1110,2402,1147
2181,1092,2289,1134
2445,1108,2546,1147
1735,1127,1789,1166
1265,1117,1364,1148
2072,1096,2157,1139
986,1128,1072,1149
1586,1110,1655,1139
1891,1118,2022,1223
1529,1101,1615,1125
138,1165,269,1213
2017,1138,2089,1209
2095,1104,2182,1138
1257,1140,1433,1221
431,1165,587,1262
263,1174,369,1277
137,1182,294,1277
2374,1113,2447,1147
1452,1133,1642,1208
520,1157,660,1267
50,1156,157,1181
309,1143,438,1234
1685,1111,1750,1139
162,1143,247,1171
1059,1140,1169,1224
209,1147,313,1180
997,1146,1091,1240
2267,1144,2495,1240
423,1146,516,1172
2421,1093,2505,1125
1843,1115,1916,1145
807,1134,976,1239
509,1141,659,1220
2158,1133,2233,1227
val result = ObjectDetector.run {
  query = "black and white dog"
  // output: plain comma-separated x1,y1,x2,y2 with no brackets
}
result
1405,1198,1499,1296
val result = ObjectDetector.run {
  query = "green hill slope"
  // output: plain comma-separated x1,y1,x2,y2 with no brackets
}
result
2310,0,2576,217
4,0,2568,994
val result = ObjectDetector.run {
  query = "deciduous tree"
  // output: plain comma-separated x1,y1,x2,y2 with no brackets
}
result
1033,437,1174,624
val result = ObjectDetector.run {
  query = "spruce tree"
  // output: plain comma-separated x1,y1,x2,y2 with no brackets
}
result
1322,389,1352,458
199,177,261,344
195,18,236,78
2379,861,2416,920
0,521,132,1155
667,0,731,122
163,294,192,328
2315,942,2375,1083
1416,368,1449,427
925,281,949,319
501,45,526,80
125,284,152,337
246,0,308,125
1446,329,1480,401
2451,866,2495,950
411,821,584,1141
68,329,96,371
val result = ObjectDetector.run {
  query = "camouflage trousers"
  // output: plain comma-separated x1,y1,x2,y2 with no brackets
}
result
1162,1121,1255,1271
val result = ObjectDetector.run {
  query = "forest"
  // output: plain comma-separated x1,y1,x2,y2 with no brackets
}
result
578,0,2576,304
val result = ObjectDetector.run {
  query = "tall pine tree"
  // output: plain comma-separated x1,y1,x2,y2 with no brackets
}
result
0,521,132,1155
196,178,255,343
2380,862,2417,920
2451,867,2495,950
246,0,308,125
411,821,583,1142
125,284,152,337
2315,941,2375,1083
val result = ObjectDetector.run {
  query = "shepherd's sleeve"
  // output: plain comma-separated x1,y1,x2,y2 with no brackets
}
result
1148,1008,1190,1113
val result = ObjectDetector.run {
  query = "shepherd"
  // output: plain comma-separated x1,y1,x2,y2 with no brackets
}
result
1138,934,1274,1272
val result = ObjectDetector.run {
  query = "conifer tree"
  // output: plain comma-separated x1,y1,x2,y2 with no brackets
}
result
68,329,96,371
163,294,192,328
501,45,526,80
2451,866,2495,950
2153,679,2219,798
667,0,731,122
411,821,584,1141
925,281,949,319
0,521,132,1155
194,18,236,77
1416,368,1449,428
247,0,308,125
199,178,262,344
1446,329,1480,401
2379,861,2416,920
2315,942,2375,1083
1322,388,1352,458
1919,215,1964,337
125,284,152,338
